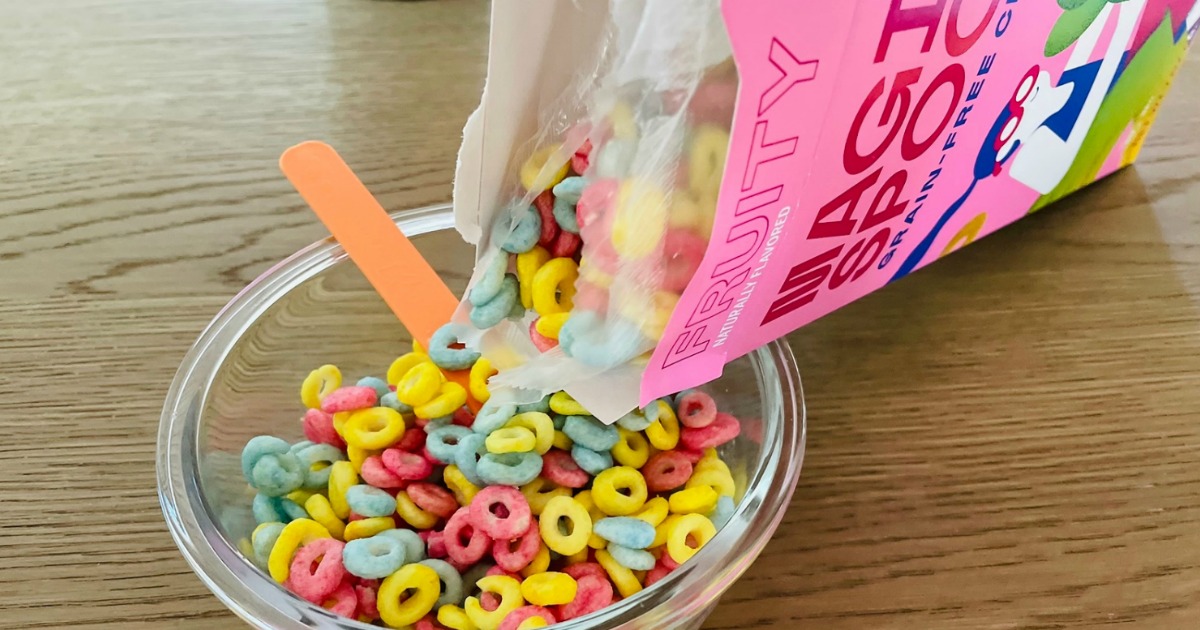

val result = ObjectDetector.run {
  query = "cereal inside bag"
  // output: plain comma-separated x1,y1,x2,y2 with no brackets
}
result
452,0,736,423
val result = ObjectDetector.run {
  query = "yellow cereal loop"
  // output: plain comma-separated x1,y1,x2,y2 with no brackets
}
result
328,461,358,519
666,513,717,564
332,411,350,439
518,618,549,630
342,407,406,450
612,427,650,468
412,338,426,354
574,490,608,549
592,466,648,516
578,256,614,289
486,426,537,454
552,430,573,451
731,463,748,502
519,145,570,193
690,457,736,497
612,179,667,260
645,400,680,451
395,490,439,529
387,352,431,387
609,100,638,140
538,496,592,556
520,572,578,607
304,493,346,540
668,190,705,231
437,604,477,630
531,258,578,316
267,519,331,582
520,478,572,516
516,246,552,309
633,291,680,340
564,546,590,566
378,563,441,627
396,362,445,407
469,357,496,404
505,412,555,455
237,537,254,559
286,489,315,505
548,391,588,416
346,445,381,474
343,516,395,541
301,364,342,409
688,125,730,202
652,515,680,549
669,486,719,515
465,575,525,630
444,465,480,506
596,548,643,599
534,312,570,340
632,496,670,527
520,543,552,579
414,381,468,419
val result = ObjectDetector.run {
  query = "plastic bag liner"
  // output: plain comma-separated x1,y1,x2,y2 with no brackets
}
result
452,0,733,423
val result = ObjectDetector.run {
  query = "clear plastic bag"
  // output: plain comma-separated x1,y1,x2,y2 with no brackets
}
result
452,0,737,422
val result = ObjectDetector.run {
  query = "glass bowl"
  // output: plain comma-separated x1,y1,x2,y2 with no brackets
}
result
157,205,805,630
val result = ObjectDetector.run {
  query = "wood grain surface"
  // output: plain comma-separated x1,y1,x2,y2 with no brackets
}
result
1,0,1197,628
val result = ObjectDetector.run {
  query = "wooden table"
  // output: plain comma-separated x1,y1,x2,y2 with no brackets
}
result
2,1,1198,627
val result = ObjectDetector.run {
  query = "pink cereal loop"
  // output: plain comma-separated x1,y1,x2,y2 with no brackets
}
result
499,605,558,630
540,450,589,489
321,579,358,618
422,530,448,559
382,448,434,481
320,386,379,414
444,506,492,565
284,538,348,604
407,482,458,519
355,579,380,620
680,412,741,451
492,521,541,572
468,486,533,540
486,565,522,581
643,451,693,493
529,319,559,353
303,408,345,448
676,391,717,429
562,562,606,582
360,455,408,489
558,574,613,621
395,428,428,453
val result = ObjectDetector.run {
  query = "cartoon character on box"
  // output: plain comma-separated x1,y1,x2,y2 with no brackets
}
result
891,0,1149,281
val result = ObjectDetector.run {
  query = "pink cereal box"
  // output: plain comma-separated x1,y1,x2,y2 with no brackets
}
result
456,0,1200,418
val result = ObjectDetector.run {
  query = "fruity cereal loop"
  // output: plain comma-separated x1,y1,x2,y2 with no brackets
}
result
239,337,744,628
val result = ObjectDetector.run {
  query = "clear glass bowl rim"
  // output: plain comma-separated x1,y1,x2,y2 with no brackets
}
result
157,204,806,629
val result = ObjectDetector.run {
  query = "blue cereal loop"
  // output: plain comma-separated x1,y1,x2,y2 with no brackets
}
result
552,176,587,205
378,529,426,563
345,484,398,518
473,401,517,435
454,433,489,486
507,295,527,320
462,563,493,599
343,535,407,579
606,542,656,571
552,195,580,234
551,414,567,431
429,323,482,371
427,425,474,464
616,408,653,432
477,452,543,486
288,440,314,456
419,559,464,608
423,416,454,434
357,376,391,400
563,415,620,451
594,517,656,549
671,389,697,408
251,522,285,567
710,496,736,530
469,251,509,306
241,435,290,484
558,312,645,369
515,394,552,415
249,451,304,497
470,274,520,329
380,391,413,414
279,498,309,521
571,445,613,476
295,443,346,489
493,203,541,254
252,494,287,525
